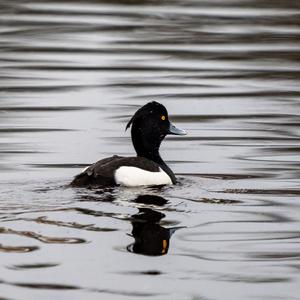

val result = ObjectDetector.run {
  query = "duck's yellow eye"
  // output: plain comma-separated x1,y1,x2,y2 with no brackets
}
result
161,115,166,121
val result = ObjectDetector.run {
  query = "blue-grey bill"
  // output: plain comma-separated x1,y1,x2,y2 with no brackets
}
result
168,122,187,135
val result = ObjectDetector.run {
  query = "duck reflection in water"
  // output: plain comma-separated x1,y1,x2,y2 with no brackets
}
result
74,191,182,256
127,194,182,256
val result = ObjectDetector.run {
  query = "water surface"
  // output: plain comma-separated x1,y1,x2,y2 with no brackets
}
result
1,0,300,299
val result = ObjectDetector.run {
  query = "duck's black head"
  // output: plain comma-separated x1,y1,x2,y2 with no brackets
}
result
126,101,186,163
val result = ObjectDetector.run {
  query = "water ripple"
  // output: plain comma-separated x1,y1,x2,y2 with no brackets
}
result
1,0,300,299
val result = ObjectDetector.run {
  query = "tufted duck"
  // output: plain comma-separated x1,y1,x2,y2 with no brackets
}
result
70,101,186,187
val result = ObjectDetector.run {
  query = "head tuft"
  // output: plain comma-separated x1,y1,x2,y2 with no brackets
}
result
125,101,167,131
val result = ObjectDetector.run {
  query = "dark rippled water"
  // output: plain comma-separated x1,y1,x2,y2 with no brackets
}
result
1,0,300,299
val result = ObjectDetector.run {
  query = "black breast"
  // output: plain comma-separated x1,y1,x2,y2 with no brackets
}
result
70,155,161,187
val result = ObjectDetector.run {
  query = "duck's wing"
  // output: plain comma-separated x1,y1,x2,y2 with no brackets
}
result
70,155,123,187
70,156,160,187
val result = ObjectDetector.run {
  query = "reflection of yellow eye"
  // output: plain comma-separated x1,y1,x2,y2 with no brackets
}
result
161,115,166,121
162,239,168,254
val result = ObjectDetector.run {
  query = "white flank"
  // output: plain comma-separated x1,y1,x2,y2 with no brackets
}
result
114,166,172,187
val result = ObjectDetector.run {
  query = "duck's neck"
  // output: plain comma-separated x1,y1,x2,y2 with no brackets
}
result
131,130,176,184
133,136,163,164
